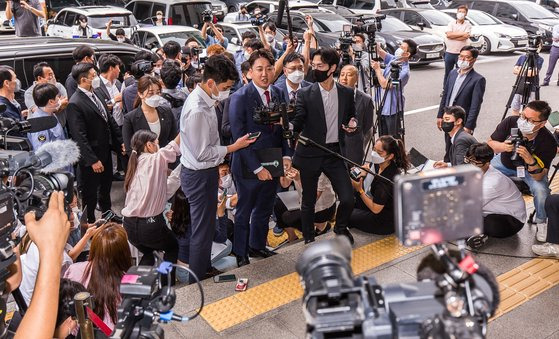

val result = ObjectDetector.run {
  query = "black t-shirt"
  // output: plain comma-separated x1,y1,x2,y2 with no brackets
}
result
368,162,399,229
490,116,556,170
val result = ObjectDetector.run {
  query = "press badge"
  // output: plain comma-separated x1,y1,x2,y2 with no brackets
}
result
516,166,525,178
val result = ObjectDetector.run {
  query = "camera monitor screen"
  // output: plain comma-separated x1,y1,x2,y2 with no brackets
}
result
394,165,483,246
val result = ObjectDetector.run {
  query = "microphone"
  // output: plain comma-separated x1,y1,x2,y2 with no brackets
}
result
0,116,58,133
32,139,80,173
276,0,286,27
297,134,309,146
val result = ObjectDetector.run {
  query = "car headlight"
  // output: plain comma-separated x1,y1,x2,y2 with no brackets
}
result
537,23,552,31
497,33,511,39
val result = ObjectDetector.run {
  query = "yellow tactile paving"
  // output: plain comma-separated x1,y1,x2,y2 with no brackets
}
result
200,235,423,332
492,258,559,320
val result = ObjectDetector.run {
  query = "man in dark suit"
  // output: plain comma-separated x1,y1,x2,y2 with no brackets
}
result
434,106,477,168
229,49,293,267
339,64,375,164
67,63,124,223
274,52,312,105
291,48,358,244
65,46,95,100
437,46,486,161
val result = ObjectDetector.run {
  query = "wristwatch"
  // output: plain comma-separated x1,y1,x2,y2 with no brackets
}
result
527,159,538,167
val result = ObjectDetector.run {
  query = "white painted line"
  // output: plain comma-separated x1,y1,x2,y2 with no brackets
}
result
404,104,439,115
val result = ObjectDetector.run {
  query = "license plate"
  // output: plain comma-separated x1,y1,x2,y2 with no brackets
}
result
426,52,440,59
517,40,528,46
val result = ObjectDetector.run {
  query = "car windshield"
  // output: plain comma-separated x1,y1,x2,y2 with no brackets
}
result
421,10,453,26
238,27,258,37
78,0,126,5
381,16,414,32
88,15,137,28
514,2,557,19
159,31,207,47
171,3,212,27
0,2,5,10
314,15,351,32
467,11,501,25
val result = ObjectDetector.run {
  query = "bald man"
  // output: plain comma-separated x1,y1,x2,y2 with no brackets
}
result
339,64,375,164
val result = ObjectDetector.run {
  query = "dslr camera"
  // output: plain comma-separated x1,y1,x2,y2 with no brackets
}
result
250,14,268,27
508,127,527,165
202,9,213,23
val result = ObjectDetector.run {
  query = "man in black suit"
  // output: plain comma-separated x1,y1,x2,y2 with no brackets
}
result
339,64,375,164
65,46,95,100
437,46,486,161
434,106,477,168
291,48,358,244
274,52,312,105
67,63,124,223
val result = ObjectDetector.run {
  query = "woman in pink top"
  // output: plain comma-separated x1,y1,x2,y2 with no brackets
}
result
64,223,132,331
121,129,181,285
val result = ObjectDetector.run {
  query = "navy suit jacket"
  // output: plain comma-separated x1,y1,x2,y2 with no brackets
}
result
438,68,486,130
229,82,293,178
274,75,311,104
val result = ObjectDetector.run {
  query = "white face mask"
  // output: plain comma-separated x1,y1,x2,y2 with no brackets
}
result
80,21,87,28
217,90,230,101
14,79,21,92
287,70,304,84
394,48,404,59
220,174,233,188
117,37,125,43
44,99,61,112
145,94,162,108
244,50,251,60
517,117,537,134
157,14,163,20
457,12,466,20
457,59,471,70
370,151,386,164
154,67,161,75
265,34,275,43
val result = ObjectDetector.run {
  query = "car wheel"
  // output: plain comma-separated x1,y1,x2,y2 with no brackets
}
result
479,36,491,55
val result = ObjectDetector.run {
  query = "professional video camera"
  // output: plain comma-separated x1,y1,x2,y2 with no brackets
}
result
130,60,153,79
202,9,213,23
250,14,269,27
527,33,543,52
352,14,384,34
508,127,528,165
297,166,499,338
253,102,294,125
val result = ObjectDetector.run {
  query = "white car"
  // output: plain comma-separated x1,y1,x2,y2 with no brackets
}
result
132,25,206,50
220,22,285,52
223,0,332,22
0,8,15,33
46,6,138,40
442,9,528,55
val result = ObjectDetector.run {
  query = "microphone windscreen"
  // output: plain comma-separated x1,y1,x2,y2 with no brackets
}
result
27,116,59,133
36,139,80,173
276,0,285,27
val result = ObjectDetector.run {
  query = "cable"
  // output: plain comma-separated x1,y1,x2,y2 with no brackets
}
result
447,241,559,260
172,263,204,320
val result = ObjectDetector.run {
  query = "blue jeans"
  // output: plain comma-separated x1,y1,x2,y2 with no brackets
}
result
491,154,550,223
443,52,459,86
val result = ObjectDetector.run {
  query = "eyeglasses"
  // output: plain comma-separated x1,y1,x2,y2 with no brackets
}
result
520,112,545,124
463,157,485,167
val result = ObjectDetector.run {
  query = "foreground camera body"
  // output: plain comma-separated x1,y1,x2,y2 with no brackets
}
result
508,128,527,165
253,102,294,125
202,9,213,23
251,14,269,27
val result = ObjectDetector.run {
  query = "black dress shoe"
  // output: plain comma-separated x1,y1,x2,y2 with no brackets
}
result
248,247,277,258
204,266,223,280
112,172,125,181
334,228,355,245
315,223,332,237
304,238,315,245
236,255,250,267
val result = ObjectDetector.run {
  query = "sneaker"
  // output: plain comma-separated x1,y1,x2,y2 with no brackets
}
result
211,240,232,264
466,234,488,250
273,225,285,237
542,82,550,87
536,223,547,242
532,243,559,258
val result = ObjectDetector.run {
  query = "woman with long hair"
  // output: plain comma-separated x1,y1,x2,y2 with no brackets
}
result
64,223,132,330
349,136,410,235
121,129,181,284
122,75,177,156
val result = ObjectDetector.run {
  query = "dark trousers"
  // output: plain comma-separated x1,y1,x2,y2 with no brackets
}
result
80,158,113,223
274,197,336,230
233,176,277,257
379,114,401,138
545,195,559,244
123,213,178,285
544,46,559,84
443,132,451,163
444,52,459,86
349,196,394,235
180,166,219,283
483,214,524,238
296,146,354,241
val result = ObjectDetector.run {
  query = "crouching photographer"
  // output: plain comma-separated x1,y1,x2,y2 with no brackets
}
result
488,100,555,237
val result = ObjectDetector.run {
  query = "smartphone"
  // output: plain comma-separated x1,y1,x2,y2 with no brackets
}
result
247,132,261,140
235,278,249,291
214,274,236,283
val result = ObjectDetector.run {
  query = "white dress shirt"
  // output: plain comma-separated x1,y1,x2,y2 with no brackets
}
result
319,83,339,144
253,82,271,107
553,24,559,48
180,86,227,170
286,79,301,102
100,75,123,126
78,86,108,120
482,166,527,223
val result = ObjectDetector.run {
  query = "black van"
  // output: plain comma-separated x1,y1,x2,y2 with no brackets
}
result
448,0,559,48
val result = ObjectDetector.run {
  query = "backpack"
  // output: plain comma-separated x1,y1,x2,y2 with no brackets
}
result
161,93,185,109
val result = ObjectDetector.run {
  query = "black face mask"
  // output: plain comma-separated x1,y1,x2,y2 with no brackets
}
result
311,68,331,83
441,121,455,133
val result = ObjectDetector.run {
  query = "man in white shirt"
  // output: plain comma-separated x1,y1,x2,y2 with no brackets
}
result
464,143,526,249
542,24,559,86
443,5,472,86
180,55,254,282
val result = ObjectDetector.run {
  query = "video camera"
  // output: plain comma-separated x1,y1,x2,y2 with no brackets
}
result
202,9,213,23
130,60,153,79
250,14,269,27
297,166,498,338
253,102,294,125
527,33,543,52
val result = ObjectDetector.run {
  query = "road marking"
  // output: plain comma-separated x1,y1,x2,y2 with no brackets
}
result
404,104,439,116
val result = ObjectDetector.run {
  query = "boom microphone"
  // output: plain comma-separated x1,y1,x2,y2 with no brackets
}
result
0,116,58,133
276,0,286,27
32,139,80,174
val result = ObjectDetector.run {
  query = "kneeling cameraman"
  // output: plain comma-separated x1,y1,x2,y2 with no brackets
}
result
487,100,555,239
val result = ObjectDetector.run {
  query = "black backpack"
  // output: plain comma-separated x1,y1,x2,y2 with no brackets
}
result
161,93,185,109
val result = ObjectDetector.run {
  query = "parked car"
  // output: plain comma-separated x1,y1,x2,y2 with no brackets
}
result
45,0,82,19
0,2,15,33
125,0,213,28
377,15,444,64
448,0,559,48
0,36,141,92
132,25,206,50
347,0,434,14
382,8,483,47
531,0,559,14
442,8,528,54
46,6,138,39
211,0,229,20
220,22,285,52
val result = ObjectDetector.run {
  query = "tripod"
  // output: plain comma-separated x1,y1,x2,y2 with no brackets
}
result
375,66,405,143
502,49,541,121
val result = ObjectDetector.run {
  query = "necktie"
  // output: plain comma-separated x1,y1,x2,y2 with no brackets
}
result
290,90,298,103
264,90,270,106
91,93,108,121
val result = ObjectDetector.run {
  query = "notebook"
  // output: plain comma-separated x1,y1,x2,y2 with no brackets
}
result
277,191,300,211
